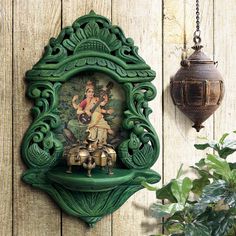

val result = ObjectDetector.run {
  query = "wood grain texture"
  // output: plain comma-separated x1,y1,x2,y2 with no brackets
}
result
13,1,61,235
0,0,12,235
214,0,236,142
163,0,214,185
61,1,112,235
112,0,162,235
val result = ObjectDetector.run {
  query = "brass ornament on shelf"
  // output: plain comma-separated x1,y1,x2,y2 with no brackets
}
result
64,134,117,177
170,0,224,132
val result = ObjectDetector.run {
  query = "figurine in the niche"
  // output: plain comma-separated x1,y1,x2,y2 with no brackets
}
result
64,137,117,177
72,81,114,146
65,144,90,174
107,153,114,175
83,155,96,177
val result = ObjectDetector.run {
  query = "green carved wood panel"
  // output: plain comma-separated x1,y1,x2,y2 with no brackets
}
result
21,10,160,227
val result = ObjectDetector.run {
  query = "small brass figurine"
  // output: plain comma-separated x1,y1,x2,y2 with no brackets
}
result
64,138,116,177
83,156,96,177
65,143,90,173
106,153,114,175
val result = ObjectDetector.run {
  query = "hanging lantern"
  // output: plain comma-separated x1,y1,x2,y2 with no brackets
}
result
170,0,224,132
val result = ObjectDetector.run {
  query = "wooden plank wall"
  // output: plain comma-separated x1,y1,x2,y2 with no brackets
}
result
0,0,235,235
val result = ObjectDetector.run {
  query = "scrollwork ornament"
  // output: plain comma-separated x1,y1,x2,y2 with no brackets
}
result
22,81,63,168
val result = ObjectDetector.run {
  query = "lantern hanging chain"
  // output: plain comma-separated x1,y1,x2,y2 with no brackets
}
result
193,0,202,45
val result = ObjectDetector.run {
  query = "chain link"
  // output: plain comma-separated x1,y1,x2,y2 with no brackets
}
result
193,0,201,44
196,0,200,32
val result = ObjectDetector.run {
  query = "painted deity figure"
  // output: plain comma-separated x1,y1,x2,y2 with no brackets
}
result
72,81,113,146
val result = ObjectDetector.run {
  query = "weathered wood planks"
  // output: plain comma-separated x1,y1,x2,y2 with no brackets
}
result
0,0,13,235
112,1,162,235
13,1,61,235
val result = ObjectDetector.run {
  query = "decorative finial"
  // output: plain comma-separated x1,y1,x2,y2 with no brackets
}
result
192,44,203,51
192,123,204,132
89,10,96,15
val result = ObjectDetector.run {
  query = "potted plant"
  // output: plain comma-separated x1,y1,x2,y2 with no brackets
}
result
144,131,236,236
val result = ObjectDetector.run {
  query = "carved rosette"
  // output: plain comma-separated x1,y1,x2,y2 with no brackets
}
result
22,10,160,226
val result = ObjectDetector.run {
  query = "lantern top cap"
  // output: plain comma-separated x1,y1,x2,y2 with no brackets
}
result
188,49,214,64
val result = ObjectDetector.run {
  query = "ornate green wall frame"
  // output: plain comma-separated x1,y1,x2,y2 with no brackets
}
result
21,10,160,227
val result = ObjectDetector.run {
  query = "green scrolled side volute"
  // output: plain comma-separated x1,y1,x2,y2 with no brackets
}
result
21,10,160,226
22,81,63,169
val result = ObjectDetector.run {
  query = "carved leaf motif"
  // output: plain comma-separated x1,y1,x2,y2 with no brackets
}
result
98,28,121,51
84,21,100,38
132,143,154,167
98,28,110,40
28,143,55,167
63,39,76,51
75,28,86,41
69,33,80,45
42,180,143,224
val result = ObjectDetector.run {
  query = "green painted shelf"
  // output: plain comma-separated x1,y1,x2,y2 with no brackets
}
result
47,167,160,192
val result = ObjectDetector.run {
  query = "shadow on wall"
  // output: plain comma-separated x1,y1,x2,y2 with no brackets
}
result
132,201,160,235
164,81,195,138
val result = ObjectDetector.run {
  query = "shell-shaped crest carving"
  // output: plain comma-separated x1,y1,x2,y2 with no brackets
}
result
63,21,122,54
34,10,145,67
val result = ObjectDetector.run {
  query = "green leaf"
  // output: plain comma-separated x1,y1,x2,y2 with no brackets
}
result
201,179,236,207
207,210,236,236
222,133,236,149
219,132,230,144
171,177,193,205
200,180,228,204
229,162,236,170
176,164,184,179
156,182,177,203
219,132,236,158
165,219,184,234
195,158,206,168
189,202,209,218
141,181,157,191
150,203,184,218
184,222,211,236
194,140,218,151
191,166,213,180
205,154,232,181
218,148,236,159
192,176,210,196
194,143,212,150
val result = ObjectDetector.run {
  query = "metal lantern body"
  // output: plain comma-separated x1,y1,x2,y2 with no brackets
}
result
170,47,224,131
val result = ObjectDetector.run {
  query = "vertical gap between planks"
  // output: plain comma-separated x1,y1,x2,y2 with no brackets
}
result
213,0,216,141
161,0,165,234
61,0,63,31
12,0,14,235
